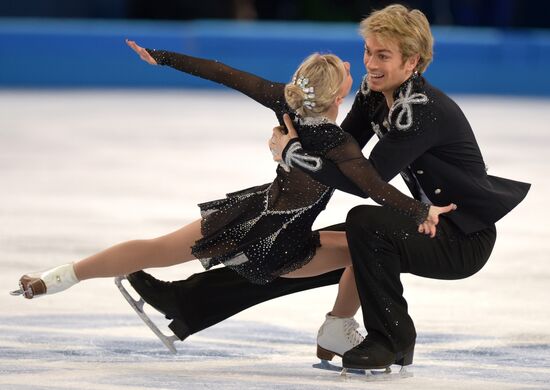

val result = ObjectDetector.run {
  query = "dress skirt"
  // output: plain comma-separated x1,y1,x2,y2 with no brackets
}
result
191,182,329,284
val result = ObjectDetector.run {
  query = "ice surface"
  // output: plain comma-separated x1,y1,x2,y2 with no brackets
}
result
0,90,549,389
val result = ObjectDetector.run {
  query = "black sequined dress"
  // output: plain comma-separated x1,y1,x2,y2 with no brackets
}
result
148,49,430,284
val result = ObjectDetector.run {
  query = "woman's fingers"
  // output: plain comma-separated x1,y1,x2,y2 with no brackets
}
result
126,39,157,65
418,221,437,238
429,224,436,238
125,39,138,51
126,39,144,57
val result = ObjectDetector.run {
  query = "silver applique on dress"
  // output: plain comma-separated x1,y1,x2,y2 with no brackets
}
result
223,253,250,266
297,116,335,126
265,186,330,249
200,208,218,217
259,187,333,251
282,115,332,172
284,141,323,172
228,182,333,262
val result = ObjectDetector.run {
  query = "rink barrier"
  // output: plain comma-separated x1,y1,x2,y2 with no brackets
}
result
1,18,550,96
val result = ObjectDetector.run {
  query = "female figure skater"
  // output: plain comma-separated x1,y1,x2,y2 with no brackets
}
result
12,42,454,357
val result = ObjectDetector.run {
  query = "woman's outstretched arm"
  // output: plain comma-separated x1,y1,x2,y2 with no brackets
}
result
126,39,286,112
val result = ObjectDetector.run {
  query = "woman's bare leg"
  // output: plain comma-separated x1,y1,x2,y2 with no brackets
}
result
330,266,360,318
282,231,360,317
75,219,203,280
283,231,350,277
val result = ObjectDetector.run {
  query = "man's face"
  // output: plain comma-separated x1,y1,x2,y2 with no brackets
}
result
363,34,417,96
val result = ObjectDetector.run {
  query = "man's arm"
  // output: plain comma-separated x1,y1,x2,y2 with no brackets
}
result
270,83,382,195
270,120,367,198
369,107,439,182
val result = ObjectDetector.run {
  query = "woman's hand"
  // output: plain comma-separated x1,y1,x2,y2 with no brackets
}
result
268,113,299,162
418,203,457,238
126,39,157,65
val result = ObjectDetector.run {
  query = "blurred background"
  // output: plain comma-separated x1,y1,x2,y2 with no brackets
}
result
1,0,550,27
1,0,549,94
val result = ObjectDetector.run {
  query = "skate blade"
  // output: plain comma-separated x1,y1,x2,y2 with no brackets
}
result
115,276,179,354
313,360,366,375
9,282,32,297
340,365,413,381
10,287,24,296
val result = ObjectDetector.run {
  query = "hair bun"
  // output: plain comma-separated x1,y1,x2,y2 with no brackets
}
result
284,84,305,111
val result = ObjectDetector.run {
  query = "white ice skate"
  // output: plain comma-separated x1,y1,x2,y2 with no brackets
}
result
316,312,364,360
114,276,179,354
10,263,79,299
313,313,366,374
312,313,412,380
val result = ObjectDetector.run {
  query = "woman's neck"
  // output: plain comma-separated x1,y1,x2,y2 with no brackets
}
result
323,104,339,122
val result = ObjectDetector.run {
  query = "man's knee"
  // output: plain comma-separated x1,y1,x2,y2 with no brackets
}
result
346,205,387,233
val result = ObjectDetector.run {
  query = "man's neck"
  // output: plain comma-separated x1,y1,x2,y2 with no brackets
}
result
382,72,414,109
383,92,394,109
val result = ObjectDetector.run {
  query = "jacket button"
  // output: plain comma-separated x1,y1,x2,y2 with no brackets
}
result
416,170,424,175
434,188,442,194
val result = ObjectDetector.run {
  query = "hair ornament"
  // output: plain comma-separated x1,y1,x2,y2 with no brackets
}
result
292,76,316,109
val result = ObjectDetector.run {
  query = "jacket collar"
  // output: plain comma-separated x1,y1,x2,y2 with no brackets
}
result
392,72,423,101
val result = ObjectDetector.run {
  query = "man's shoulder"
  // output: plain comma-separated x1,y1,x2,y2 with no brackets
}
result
385,75,469,137
403,76,469,131
418,76,462,113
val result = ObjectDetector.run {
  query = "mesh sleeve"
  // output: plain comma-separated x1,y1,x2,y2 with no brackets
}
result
325,134,430,224
148,49,287,112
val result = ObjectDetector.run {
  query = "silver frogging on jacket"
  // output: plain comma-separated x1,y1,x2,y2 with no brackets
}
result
388,79,428,131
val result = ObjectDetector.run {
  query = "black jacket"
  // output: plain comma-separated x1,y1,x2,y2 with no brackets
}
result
284,74,530,234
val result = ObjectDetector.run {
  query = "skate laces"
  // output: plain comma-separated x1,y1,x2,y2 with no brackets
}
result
343,318,364,346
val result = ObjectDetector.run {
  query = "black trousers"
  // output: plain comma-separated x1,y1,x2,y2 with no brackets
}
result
169,215,495,344
345,205,497,353
173,223,346,336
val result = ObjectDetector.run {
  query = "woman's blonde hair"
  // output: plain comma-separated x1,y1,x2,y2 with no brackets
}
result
284,53,345,117
359,4,433,73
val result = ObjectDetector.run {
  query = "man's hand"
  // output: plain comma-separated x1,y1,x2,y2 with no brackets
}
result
418,203,457,238
126,39,158,65
268,113,299,162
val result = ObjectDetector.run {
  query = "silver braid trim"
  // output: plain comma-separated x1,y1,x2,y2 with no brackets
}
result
388,81,428,131
284,142,323,172
360,74,370,96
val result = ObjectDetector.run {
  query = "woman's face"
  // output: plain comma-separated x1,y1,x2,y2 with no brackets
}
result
337,60,353,99
363,34,417,95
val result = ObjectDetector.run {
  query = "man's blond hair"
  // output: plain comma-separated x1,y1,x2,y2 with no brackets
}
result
359,4,433,73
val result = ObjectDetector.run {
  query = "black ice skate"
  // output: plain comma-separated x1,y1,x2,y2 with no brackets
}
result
115,275,181,354
126,271,192,340
338,338,414,380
